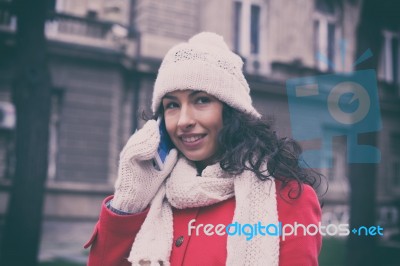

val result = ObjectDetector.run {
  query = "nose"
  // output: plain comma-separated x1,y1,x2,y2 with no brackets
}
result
177,105,196,130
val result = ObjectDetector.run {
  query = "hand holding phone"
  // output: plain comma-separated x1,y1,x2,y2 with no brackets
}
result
113,119,178,213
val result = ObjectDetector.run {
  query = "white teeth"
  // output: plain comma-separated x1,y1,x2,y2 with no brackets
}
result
182,135,203,143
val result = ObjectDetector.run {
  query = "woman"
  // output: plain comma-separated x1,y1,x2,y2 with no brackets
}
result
85,32,323,266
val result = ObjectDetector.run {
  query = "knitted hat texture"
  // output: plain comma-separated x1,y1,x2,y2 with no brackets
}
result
152,32,261,118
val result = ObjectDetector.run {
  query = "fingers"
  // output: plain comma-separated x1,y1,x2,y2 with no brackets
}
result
120,120,160,161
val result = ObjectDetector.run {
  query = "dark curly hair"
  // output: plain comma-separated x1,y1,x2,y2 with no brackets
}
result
149,103,326,200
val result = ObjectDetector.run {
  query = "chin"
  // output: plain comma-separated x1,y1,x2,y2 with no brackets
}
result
181,151,209,162
183,154,206,162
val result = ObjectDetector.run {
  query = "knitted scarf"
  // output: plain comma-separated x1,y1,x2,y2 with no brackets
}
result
128,157,279,265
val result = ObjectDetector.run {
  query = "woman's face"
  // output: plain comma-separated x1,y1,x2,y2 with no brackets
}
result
162,90,224,165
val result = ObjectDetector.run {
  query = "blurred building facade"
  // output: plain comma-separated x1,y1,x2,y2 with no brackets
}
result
0,0,399,252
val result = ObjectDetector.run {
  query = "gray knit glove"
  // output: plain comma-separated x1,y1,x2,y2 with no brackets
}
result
111,120,178,213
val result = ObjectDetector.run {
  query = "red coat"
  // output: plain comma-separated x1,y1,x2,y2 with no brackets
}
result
85,182,322,265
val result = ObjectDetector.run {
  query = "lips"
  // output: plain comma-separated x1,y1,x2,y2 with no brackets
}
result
181,135,205,143
178,134,207,149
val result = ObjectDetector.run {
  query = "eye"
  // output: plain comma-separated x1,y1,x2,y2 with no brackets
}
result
164,101,179,109
196,96,211,104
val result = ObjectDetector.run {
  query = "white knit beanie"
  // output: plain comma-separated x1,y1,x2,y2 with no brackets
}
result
152,32,261,118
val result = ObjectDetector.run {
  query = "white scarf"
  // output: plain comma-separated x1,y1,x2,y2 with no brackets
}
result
128,157,279,266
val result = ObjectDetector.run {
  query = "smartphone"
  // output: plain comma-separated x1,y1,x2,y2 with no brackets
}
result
154,117,174,170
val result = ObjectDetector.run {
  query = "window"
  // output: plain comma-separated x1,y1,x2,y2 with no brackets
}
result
382,30,400,86
233,1,242,53
313,0,340,72
327,22,335,69
233,0,267,74
250,4,260,54
233,0,264,57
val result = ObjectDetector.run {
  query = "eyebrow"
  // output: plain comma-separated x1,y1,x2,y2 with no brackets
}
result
163,90,203,100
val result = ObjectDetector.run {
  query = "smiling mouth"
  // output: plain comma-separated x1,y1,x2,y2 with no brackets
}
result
181,135,206,143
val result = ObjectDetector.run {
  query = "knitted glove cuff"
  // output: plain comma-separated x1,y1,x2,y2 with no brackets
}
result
107,199,134,215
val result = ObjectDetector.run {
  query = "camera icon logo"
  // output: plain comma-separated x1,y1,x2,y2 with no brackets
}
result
286,69,381,168
327,81,370,125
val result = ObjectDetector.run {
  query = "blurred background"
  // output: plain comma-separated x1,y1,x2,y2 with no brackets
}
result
0,0,399,265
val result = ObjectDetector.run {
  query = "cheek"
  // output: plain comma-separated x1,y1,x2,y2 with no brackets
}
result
212,106,224,133
164,116,176,137
210,120,222,137
212,122,223,145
